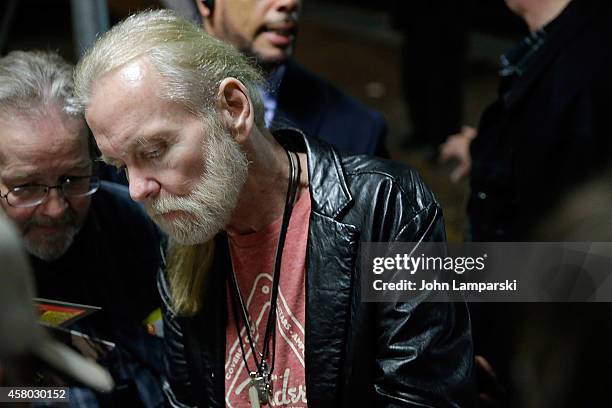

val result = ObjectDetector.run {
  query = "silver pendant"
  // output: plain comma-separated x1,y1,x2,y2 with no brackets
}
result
249,368,272,406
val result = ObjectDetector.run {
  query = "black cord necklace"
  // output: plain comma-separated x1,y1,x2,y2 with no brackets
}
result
228,147,301,407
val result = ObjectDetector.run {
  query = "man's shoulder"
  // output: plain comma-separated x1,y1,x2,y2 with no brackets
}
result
340,155,438,214
283,61,384,124
88,181,165,275
278,61,387,156
94,181,143,215
537,3,612,93
91,181,162,238
309,151,445,242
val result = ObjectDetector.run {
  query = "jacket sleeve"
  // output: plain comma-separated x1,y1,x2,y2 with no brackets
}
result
373,203,476,407
157,269,197,408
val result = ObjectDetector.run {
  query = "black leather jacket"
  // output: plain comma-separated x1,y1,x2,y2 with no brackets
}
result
159,129,475,407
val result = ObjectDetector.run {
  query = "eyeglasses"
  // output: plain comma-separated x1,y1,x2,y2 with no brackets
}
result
0,176,100,208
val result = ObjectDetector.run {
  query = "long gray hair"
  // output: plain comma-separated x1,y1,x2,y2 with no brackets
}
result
73,9,265,127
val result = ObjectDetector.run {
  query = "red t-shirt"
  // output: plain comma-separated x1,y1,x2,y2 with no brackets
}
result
225,190,311,407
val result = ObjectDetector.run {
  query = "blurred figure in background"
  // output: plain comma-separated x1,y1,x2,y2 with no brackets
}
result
0,213,114,401
390,0,473,156
519,170,612,406
513,304,612,408
440,0,612,241
0,50,165,407
534,168,612,241
439,1,612,405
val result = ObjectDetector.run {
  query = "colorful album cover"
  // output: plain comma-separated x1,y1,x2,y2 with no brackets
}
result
35,298,101,328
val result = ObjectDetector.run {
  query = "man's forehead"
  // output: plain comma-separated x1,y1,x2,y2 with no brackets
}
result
1,158,91,178
118,59,149,84
86,58,162,134
86,58,205,162
89,58,158,102
0,112,89,169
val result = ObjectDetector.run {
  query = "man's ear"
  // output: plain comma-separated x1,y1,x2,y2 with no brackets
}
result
217,78,254,144
195,0,213,27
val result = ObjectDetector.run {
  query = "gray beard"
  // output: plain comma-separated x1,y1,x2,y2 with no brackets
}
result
21,209,82,261
23,226,79,261
145,119,248,245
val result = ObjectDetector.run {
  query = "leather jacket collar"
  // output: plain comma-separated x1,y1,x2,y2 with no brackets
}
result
273,127,353,219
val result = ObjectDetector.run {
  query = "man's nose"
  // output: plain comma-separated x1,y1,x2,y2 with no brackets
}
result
127,168,161,202
39,188,68,218
276,0,300,13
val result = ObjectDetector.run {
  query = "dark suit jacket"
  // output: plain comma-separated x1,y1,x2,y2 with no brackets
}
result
273,60,389,158
468,0,612,241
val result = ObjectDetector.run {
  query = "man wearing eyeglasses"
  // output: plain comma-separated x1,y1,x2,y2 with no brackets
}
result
0,50,166,407
0,110,98,262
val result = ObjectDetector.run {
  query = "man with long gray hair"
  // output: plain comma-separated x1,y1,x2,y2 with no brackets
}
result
0,50,166,406
76,10,475,407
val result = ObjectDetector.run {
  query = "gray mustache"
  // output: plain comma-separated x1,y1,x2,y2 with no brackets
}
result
23,210,78,233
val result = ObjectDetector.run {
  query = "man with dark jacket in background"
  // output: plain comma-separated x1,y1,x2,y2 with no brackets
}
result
441,0,612,241
439,1,612,405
